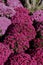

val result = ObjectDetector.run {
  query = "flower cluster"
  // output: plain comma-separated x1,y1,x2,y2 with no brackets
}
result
4,7,36,53
12,7,32,24
7,53,38,65
31,10,43,39
31,10,43,23
7,0,23,8
0,2,16,17
4,24,36,53
0,17,11,35
9,53,31,65
33,47,43,65
0,42,13,65
5,49,43,65
0,0,43,65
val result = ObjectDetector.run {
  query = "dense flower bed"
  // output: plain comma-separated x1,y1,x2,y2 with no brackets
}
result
0,0,43,65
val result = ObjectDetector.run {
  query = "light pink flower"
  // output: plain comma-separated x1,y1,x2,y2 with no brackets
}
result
31,10,43,23
7,0,23,8
31,10,43,38
0,2,16,17
0,17,11,35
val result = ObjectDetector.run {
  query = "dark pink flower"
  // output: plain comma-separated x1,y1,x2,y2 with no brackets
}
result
12,7,32,24
0,42,13,65
9,53,31,65
9,52,39,65
30,57,37,65
4,8,36,53
33,47,43,65
4,31,30,53
4,18,36,53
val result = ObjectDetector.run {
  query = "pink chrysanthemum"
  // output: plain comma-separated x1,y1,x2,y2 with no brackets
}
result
9,53,31,65
31,10,43,23
0,2,16,17
7,0,23,8
9,53,38,65
4,7,36,53
4,19,36,53
0,17,11,36
31,10,43,38
0,42,13,65
4,34,29,53
12,7,32,24
33,47,43,65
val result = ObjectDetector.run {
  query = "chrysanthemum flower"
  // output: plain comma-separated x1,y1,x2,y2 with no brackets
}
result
31,10,43,22
31,10,43,38
0,17,11,36
9,53,31,65
12,7,32,24
7,0,23,8
0,2,16,17
34,47,43,65
0,42,13,65
4,19,36,53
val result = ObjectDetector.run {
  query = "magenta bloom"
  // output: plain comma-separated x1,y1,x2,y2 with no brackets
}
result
9,52,38,65
9,53,31,65
4,18,36,53
33,47,43,65
0,17,11,36
12,7,32,24
4,7,36,53
0,42,13,65
7,0,23,8
4,34,30,53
